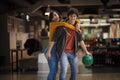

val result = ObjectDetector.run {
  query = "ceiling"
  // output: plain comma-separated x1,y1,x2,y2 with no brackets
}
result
0,0,120,19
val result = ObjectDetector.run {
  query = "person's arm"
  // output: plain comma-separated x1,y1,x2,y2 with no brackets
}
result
45,27,63,60
75,23,82,32
45,41,55,60
80,40,91,55
75,20,82,32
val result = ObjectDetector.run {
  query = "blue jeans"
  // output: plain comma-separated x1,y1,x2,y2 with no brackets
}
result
60,52,78,80
44,45,58,80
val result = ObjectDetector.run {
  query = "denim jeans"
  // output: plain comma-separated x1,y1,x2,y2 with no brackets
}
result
60,52,78,80
44,45,58,80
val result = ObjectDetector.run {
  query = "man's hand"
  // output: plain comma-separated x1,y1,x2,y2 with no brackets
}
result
86,51,92,56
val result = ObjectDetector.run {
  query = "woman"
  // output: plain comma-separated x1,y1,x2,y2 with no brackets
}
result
44,10,62,80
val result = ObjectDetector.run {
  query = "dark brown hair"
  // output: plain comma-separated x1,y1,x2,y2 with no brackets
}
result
49,10,62,22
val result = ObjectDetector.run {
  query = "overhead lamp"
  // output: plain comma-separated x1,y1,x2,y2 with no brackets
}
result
45,12,50,16
44,5,50,16
26,14,30,22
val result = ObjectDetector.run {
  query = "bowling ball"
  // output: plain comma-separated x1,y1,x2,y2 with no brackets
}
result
82,54,94,66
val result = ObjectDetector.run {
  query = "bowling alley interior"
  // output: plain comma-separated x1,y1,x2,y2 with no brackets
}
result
0,0,120,80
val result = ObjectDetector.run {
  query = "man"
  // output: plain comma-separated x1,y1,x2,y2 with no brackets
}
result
57,8,91,80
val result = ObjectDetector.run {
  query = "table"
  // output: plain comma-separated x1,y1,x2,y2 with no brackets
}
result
9,48,27,72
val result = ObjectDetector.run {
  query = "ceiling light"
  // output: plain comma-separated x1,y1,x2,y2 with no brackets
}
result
45,12,50,16
44,5,50,16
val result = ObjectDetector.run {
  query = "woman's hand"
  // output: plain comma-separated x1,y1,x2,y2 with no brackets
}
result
45,51,51,60
76,23,81,32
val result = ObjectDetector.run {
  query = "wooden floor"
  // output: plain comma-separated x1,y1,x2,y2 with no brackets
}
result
0,71,120,80
1,51,120,80
1,66,120,80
